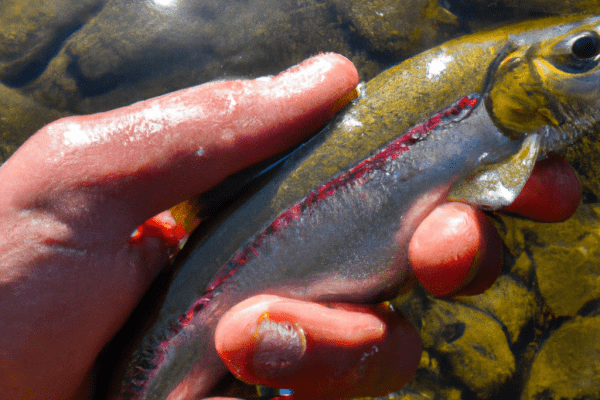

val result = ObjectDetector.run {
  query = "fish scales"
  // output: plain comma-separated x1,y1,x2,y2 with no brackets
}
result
114,14,600,399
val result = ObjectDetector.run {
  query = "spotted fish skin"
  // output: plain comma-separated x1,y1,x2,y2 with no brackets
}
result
115,14,600,399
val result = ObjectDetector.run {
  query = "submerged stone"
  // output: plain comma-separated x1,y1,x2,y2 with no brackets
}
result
457,274,537,344
0,83,67,164
523,314,600,400
21,0,460,115
420,298,515,398
0,0,103,83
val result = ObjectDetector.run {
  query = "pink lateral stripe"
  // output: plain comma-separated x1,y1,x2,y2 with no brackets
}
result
175,94,479,329
126,94,482,393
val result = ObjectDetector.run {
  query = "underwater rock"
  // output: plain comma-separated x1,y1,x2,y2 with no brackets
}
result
522,314,600,400
0,83,68,164
0,0,103,83
534,206,600,317
498,205,600,317
22,0,461,115
330,0,459,54
420,299,515,398
390,350,466,400
24,0,350,113
456,275,537,344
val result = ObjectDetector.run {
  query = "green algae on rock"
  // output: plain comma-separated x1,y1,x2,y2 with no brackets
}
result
496,203,600,318
0,83,68,164
420,299,515,398
373,349,466,400
456,275,538,344
330,0,459,54
522,314,600,400
0,0,103,83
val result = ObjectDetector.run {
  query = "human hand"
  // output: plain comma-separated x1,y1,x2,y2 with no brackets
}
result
213,154,581,400
0,50,581,400
0,53,358,400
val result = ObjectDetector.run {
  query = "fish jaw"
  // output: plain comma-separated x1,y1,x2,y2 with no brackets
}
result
487,15,600,154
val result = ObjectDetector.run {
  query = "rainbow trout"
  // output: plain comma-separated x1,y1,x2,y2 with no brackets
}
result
115,14,600,399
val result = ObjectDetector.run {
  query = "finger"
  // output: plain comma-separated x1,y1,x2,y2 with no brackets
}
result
409,155,581,298
3,53,359,240
456,155,581,295
502,154,581,222
409,202,503,297
215,295,422,400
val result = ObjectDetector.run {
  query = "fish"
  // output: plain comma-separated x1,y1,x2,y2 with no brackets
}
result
112,14,600,399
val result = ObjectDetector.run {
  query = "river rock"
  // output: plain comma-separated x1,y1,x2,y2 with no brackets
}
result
22,0,461,115
522,314,600,400
0,83,68,163
419,298,515,398
0,0,103,83
456,274,538,344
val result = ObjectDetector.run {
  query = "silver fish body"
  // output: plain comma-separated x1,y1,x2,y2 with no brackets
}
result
114,14,600,399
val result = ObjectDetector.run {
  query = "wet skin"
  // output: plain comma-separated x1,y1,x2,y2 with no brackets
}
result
0,53,579,400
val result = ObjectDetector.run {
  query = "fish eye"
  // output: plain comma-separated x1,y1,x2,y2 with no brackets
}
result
571,34,600,59
549,31,600,74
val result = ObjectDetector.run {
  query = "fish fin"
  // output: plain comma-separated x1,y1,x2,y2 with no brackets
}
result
448,133,541,209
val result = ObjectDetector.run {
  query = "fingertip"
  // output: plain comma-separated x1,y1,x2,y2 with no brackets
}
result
450,211,503,297
409,202,502,297
308,53,360,115
503,154,581,222
280,53,359,104
215,295,283,380
266,53,359,144
289,303,421,400
216,297,421,399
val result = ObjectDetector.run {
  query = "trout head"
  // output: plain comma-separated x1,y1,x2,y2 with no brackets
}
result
487,16,600,152
451,16,600,209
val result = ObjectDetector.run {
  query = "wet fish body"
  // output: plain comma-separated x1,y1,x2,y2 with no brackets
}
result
116,15,600,399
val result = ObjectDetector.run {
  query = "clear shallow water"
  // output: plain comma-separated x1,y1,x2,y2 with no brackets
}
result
2,2,600,399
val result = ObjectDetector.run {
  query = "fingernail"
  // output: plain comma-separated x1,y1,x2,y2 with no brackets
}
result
252,314,306,379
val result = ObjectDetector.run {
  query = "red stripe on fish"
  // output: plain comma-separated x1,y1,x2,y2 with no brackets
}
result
123,94,480,396
178,94,479,328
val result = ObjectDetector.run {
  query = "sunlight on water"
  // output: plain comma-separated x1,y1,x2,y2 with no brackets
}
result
153,0,176,7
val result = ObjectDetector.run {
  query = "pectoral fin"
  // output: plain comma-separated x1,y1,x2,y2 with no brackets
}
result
449,133,541,209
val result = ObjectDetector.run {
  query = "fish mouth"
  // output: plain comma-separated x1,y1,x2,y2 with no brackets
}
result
537,106,600,156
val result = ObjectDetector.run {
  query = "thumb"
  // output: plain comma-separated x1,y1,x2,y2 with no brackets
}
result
215,295,421,400
2,53,359,243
